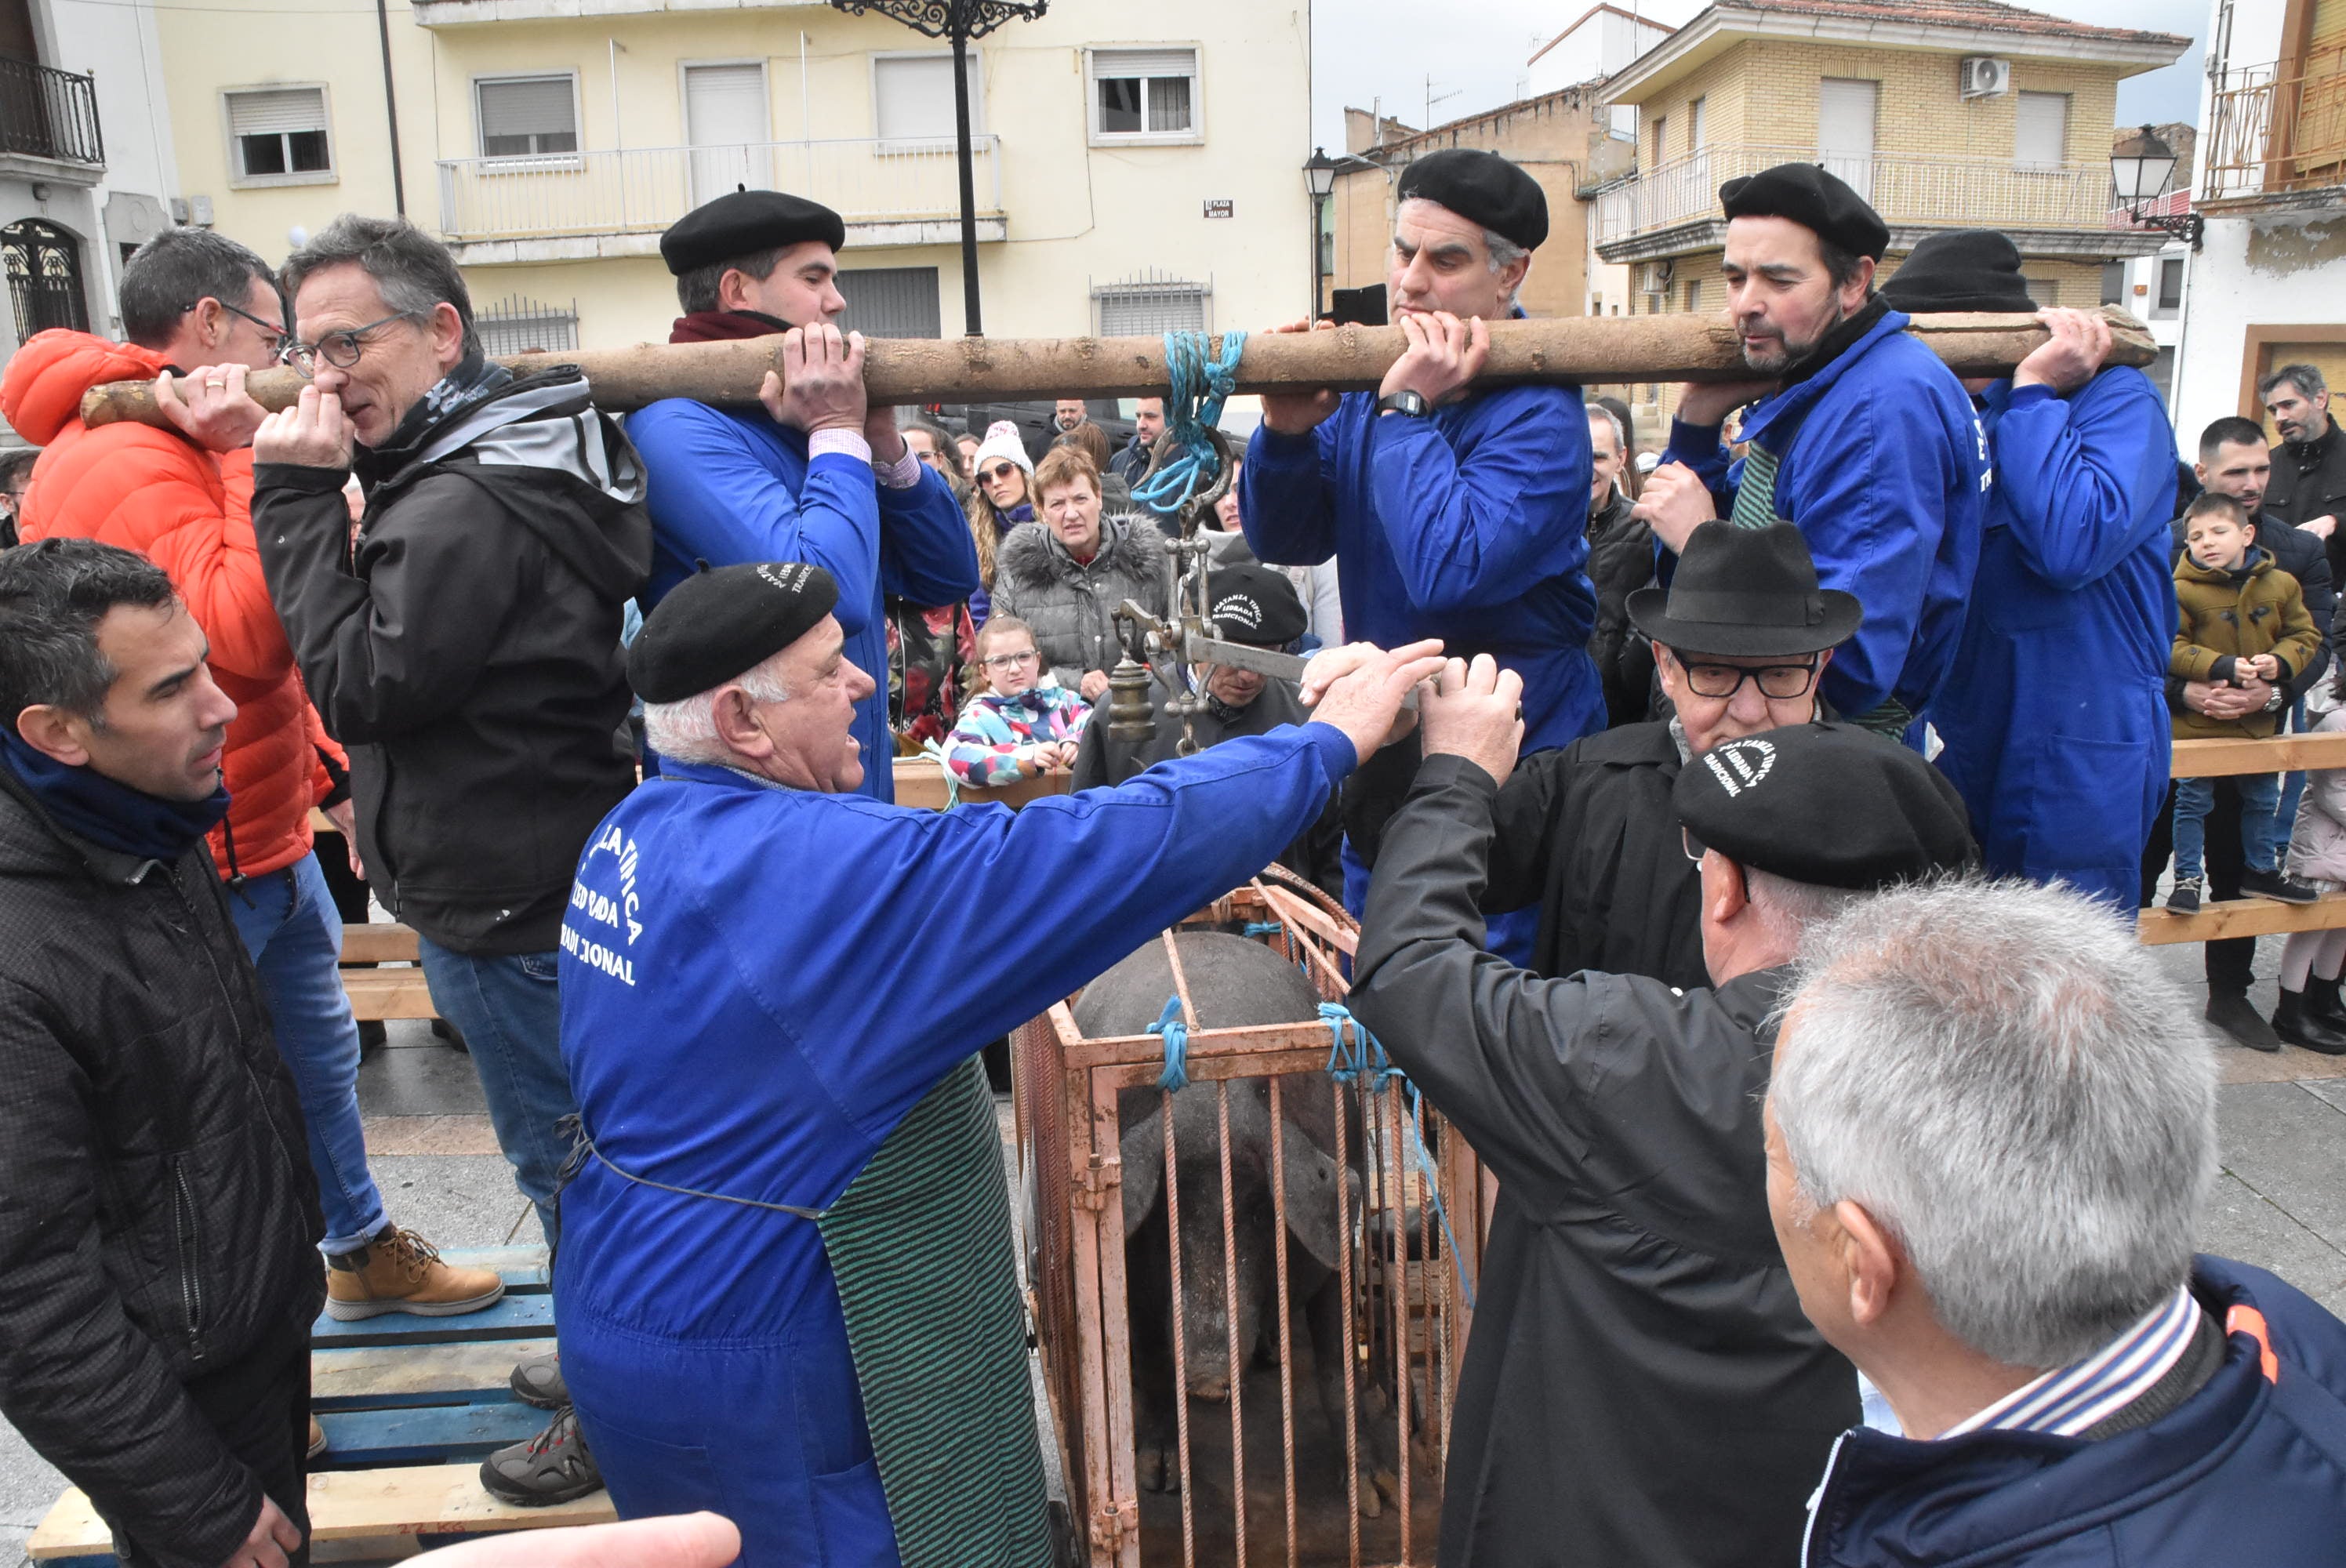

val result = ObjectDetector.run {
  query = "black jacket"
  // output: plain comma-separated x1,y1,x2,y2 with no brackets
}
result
0,766,322,1568
1351,756,1858,1568
2267,417,2346,586
1584,489,1658,728
255,369,653,954
1070,673,1343,896
1346,720,1709,991
2167,510,2337,705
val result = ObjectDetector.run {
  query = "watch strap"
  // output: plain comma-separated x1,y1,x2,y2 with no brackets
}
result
1377,390,1431,418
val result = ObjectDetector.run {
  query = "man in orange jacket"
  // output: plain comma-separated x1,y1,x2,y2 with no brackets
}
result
0,230,498,1356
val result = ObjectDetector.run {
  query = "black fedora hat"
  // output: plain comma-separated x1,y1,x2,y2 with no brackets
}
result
1627,521,1861,657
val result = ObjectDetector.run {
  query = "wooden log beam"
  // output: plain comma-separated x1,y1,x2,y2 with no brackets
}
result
77,307,2156,430
2139,894,2346,946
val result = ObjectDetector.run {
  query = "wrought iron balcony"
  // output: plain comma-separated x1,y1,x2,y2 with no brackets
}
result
435,135,1000,249
1595,143,2133,262
0,56,104,171
2203,47,2346,209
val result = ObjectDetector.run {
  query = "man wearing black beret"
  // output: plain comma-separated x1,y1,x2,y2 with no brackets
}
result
1636,161,1988,744
627,188,979,803
549,561,1445,1567
1879,230,2178,927
1241,145,1606,949
1072,563,1342,894
1350,662,1973,1568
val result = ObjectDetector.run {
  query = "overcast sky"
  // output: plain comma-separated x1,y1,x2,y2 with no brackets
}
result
1310,0,2212,153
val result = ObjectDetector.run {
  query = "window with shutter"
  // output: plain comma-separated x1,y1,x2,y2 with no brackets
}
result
478,75,579,159
2014,91,2068,171
1089,48,1200,142
1093,270,1209,334
873,53,982,145
226,87,331,183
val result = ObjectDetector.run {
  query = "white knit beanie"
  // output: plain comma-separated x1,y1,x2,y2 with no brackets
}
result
973,419,1034,477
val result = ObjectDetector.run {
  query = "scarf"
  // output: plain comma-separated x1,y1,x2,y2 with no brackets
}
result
990,502,1033,538
365,350,516,478
0,726,228,865
669,309,792,345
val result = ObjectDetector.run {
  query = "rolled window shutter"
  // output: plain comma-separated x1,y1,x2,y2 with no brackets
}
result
228,89,325,137
1091,49,1194,82
479,77,576,140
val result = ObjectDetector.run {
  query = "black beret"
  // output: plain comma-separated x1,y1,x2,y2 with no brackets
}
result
1720,162,1890,261
1396,148,1549,252
1673,721,1975,892
1878,228,2036,315
1205,564,1307,648
626,561,840,704
661,190,846,276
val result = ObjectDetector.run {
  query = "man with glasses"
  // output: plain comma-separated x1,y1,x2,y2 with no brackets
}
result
0,447,35,548
1338,521,1854,990
0,227,497,1391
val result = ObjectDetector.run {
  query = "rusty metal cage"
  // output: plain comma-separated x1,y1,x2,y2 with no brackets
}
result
1016,871,1493,1568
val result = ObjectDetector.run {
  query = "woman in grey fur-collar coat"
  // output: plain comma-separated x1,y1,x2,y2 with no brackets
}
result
989,447,1168,699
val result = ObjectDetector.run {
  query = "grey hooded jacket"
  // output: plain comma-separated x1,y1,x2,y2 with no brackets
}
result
989,514,1167,691
254,366,652,954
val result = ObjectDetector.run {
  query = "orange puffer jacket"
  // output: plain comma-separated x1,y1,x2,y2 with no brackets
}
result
0,329,346,883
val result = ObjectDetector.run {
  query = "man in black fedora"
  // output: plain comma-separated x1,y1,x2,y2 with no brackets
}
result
1339,520,1858,989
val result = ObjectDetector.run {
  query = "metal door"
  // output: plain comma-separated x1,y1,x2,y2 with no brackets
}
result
2,218,88,337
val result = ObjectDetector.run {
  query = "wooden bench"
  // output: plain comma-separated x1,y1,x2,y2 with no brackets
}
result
2139,731,2346,946
28,1248,605,1566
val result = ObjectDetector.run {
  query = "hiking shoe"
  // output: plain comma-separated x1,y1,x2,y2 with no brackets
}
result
510,1348,568,1410
2241,866,2322,904
480,1404,602,1506
307,1415,329,1460
325,1226,505,1320
2166,876,2203,914
2208,989,2282,1053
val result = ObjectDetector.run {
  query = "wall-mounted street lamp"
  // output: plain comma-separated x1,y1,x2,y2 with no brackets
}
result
2112,124,2204,249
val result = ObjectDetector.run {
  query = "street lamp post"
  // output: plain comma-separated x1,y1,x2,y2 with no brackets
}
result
829,0,1048,336
2112,124,2205,250
1304,147,1343,320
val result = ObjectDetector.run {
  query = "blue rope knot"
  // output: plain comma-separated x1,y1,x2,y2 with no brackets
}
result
1149,993,1189,1093
1131,328,1248,516
1319,1001,1398,1088
1241,920,1284,938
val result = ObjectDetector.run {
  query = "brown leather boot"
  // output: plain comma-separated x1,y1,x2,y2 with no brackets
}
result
324,1226,506,1320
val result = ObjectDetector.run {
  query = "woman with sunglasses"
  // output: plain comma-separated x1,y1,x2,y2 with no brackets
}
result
964,422,1036,626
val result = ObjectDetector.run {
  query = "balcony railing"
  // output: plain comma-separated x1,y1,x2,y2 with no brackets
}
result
436,136,1000,244
1596,143,2118,249
0,56,104,167
2203,47,2346,202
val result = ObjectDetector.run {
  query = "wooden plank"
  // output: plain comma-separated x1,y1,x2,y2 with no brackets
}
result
2173,731,2346,778
892,755,1073,811
2139,893,2346,945
313,1403,547,1467
340,924,421,965
436,1244,551,1289
314,1338,556,1410
343,969,438,1022
30,1464,618,1559
310,1294,554,1348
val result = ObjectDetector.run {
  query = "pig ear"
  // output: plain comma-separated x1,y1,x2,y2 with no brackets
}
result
1120,1115,1165,1240
1280,1134,1345,1272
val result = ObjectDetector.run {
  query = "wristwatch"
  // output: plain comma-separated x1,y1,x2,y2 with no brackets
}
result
1376,390,1432,419
2266,685,2290,713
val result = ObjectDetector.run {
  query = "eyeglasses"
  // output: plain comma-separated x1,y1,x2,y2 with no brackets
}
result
282,310,423,375
1681,825,1707,864
981,648,1041,672
1671,652,1821,701
206,298,288,357
979,463,1023,485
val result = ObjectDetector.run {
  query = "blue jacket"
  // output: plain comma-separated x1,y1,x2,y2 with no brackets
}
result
551,727,1357,1563
1240,385,1605,753
1927,369,2178,910
626,401,981,802
1804,1257,2346,1566
1666,309,1989,719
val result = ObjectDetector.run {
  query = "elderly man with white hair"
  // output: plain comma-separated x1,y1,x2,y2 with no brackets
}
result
1767,879,2346,1565
546,558,1444,1568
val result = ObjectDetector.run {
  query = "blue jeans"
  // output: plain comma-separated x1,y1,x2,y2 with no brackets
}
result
2174,771,2282,882
227,851,387,1255
416,936,576,1246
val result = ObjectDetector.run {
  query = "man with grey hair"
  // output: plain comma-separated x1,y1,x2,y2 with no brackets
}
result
249,214,651,1501
1349,680,1974,1568
1768,877,2346,1563
2263,363,2346,570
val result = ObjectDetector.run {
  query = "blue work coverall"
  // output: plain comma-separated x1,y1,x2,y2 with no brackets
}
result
627,401,980,802
1927,368,2178,911
1240,385,1606,755
552,725,1359,1567
1665,308,1989,722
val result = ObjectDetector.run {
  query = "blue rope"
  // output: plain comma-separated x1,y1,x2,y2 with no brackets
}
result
1241,921,1285,938
1405,1081,1479,1309
1318,1003,1476,1307
916,739,961,811
1131,328,1248,516
1149,993,1189,1093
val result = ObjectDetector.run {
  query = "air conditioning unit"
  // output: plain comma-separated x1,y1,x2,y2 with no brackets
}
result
1637,260,1675,292
1959,56,2011,99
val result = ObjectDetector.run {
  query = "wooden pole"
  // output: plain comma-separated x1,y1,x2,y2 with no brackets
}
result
77,307,2159,430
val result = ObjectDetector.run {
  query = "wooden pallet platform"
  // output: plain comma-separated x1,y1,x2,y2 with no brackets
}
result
27,1249,603,1566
